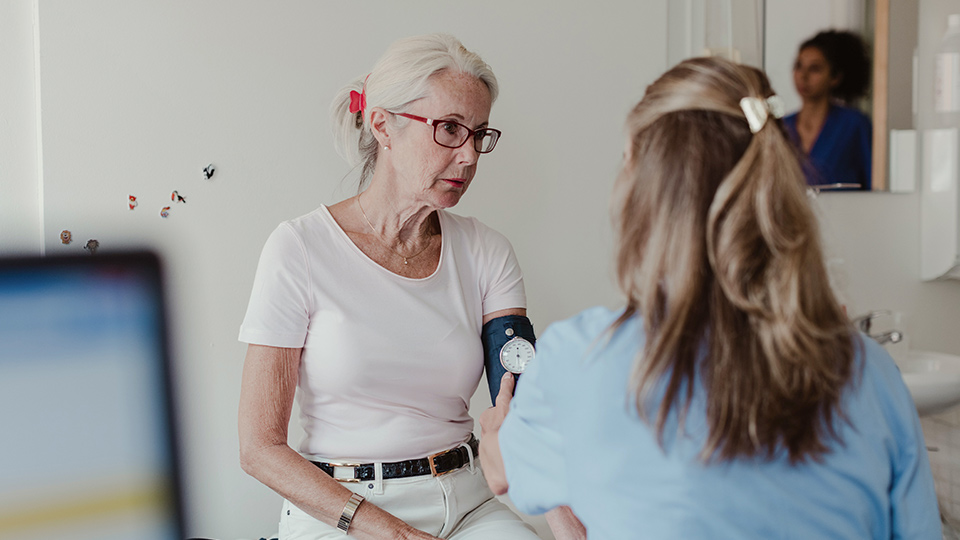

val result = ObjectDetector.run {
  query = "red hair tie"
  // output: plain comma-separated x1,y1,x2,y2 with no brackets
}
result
349,74,371,114
349,90,365,114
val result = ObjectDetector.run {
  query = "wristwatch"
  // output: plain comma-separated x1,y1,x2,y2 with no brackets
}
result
337,493,364,534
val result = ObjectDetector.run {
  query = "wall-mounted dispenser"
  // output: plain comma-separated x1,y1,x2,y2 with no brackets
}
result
920,128,960,280
919,8,960,281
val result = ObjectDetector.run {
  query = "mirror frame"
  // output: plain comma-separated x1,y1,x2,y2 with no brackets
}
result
872,0,889,191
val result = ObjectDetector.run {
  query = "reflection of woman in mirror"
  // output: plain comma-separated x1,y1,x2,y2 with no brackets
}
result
785,30,872,190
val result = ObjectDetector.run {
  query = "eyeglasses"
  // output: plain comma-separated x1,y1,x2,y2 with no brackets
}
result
395,113,501,154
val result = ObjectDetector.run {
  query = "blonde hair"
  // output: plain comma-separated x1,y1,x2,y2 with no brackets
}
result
330,33,498,186
613,57,857,464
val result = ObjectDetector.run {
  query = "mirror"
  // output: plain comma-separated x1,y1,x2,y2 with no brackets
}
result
767,0,922,192
667,1,765,69
765,1,875,191
670,0,920,192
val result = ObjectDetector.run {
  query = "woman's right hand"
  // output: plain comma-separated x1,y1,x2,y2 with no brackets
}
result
343,500,442,540
545,506,587,540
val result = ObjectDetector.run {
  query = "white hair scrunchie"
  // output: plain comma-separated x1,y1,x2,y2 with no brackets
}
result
739,95,785,134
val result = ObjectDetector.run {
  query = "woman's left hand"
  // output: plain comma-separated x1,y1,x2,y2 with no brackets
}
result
479,372,514,495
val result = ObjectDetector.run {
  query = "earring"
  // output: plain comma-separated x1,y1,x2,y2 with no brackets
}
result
383,146,389,151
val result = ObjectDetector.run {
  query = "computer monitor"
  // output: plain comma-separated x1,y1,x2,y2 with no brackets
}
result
0,252,185,540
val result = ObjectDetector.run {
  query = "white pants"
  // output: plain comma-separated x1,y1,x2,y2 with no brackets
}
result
279,463,540,539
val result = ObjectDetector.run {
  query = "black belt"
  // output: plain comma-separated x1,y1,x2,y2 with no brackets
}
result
312,435,479,482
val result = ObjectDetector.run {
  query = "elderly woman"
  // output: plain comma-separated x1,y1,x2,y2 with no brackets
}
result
480,57,940,538
238,34,543,539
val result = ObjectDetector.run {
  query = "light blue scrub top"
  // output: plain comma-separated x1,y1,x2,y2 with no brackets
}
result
499,307,941,539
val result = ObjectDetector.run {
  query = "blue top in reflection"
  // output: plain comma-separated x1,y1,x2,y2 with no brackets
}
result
784,104,872,190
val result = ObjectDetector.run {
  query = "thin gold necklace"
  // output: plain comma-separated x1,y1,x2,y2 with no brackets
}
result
356,195,433,265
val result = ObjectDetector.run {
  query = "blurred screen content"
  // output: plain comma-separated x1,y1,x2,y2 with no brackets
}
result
0,254,182,540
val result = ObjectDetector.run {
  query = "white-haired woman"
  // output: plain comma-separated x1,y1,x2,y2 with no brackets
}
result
238,34,543,539
479,57,941,538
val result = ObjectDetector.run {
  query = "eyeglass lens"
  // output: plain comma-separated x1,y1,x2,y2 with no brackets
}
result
434,121,499,153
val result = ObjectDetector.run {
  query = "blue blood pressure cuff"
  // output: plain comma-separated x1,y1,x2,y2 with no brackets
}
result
481,315,536,403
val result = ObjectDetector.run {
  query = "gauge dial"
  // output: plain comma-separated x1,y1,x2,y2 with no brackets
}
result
500,337,535,374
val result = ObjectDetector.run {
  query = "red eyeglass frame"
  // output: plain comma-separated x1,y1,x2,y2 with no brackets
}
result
395,113,501,154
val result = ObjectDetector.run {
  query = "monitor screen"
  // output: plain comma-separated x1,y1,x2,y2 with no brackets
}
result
0,252,184,540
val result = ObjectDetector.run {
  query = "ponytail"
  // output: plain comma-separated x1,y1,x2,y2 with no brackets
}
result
613,57,857,464
330,76,381,187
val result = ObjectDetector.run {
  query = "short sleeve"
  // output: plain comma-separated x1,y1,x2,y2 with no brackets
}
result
878,353,942,537
477,224,526,316
238,223,311,347
498,326,567,515
889,413,942,539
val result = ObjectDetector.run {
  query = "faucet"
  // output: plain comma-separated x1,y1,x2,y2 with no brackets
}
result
851,310,904,345
870,330,904,345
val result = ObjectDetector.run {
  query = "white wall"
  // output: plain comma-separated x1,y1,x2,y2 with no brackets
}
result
0,0,43,256
17,2,664,538
3,2,960,539
814,192,960,354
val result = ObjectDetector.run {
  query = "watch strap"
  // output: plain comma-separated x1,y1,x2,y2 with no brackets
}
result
336,492,364,534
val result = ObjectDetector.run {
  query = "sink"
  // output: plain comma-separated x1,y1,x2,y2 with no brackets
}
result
894,350,960,416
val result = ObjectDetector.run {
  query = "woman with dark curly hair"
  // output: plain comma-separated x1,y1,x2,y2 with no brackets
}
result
785,30,873,189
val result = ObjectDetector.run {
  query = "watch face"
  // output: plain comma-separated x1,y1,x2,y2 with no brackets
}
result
500,337,535,374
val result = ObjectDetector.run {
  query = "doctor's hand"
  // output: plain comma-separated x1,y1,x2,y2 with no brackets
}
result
479,372,514,495
479,373,587,540
480,372,514,435
491,372,515,410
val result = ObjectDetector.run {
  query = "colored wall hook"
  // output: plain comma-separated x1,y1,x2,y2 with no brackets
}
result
60,230,72,245
203,164,215,179
171,190,186,203
160,206,171,218
129,195,138,210
84,239,99,254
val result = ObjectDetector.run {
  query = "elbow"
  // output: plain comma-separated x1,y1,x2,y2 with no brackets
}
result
484,469,509,496
238,437,276,479
490,478,509,496
238,441,260,477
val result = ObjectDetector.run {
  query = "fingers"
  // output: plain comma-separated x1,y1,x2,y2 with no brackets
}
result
495,372,515,408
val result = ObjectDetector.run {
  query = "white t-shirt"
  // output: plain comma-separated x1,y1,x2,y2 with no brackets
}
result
239,205,526,462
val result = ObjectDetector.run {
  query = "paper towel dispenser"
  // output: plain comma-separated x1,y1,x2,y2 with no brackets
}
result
920,128,960,281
